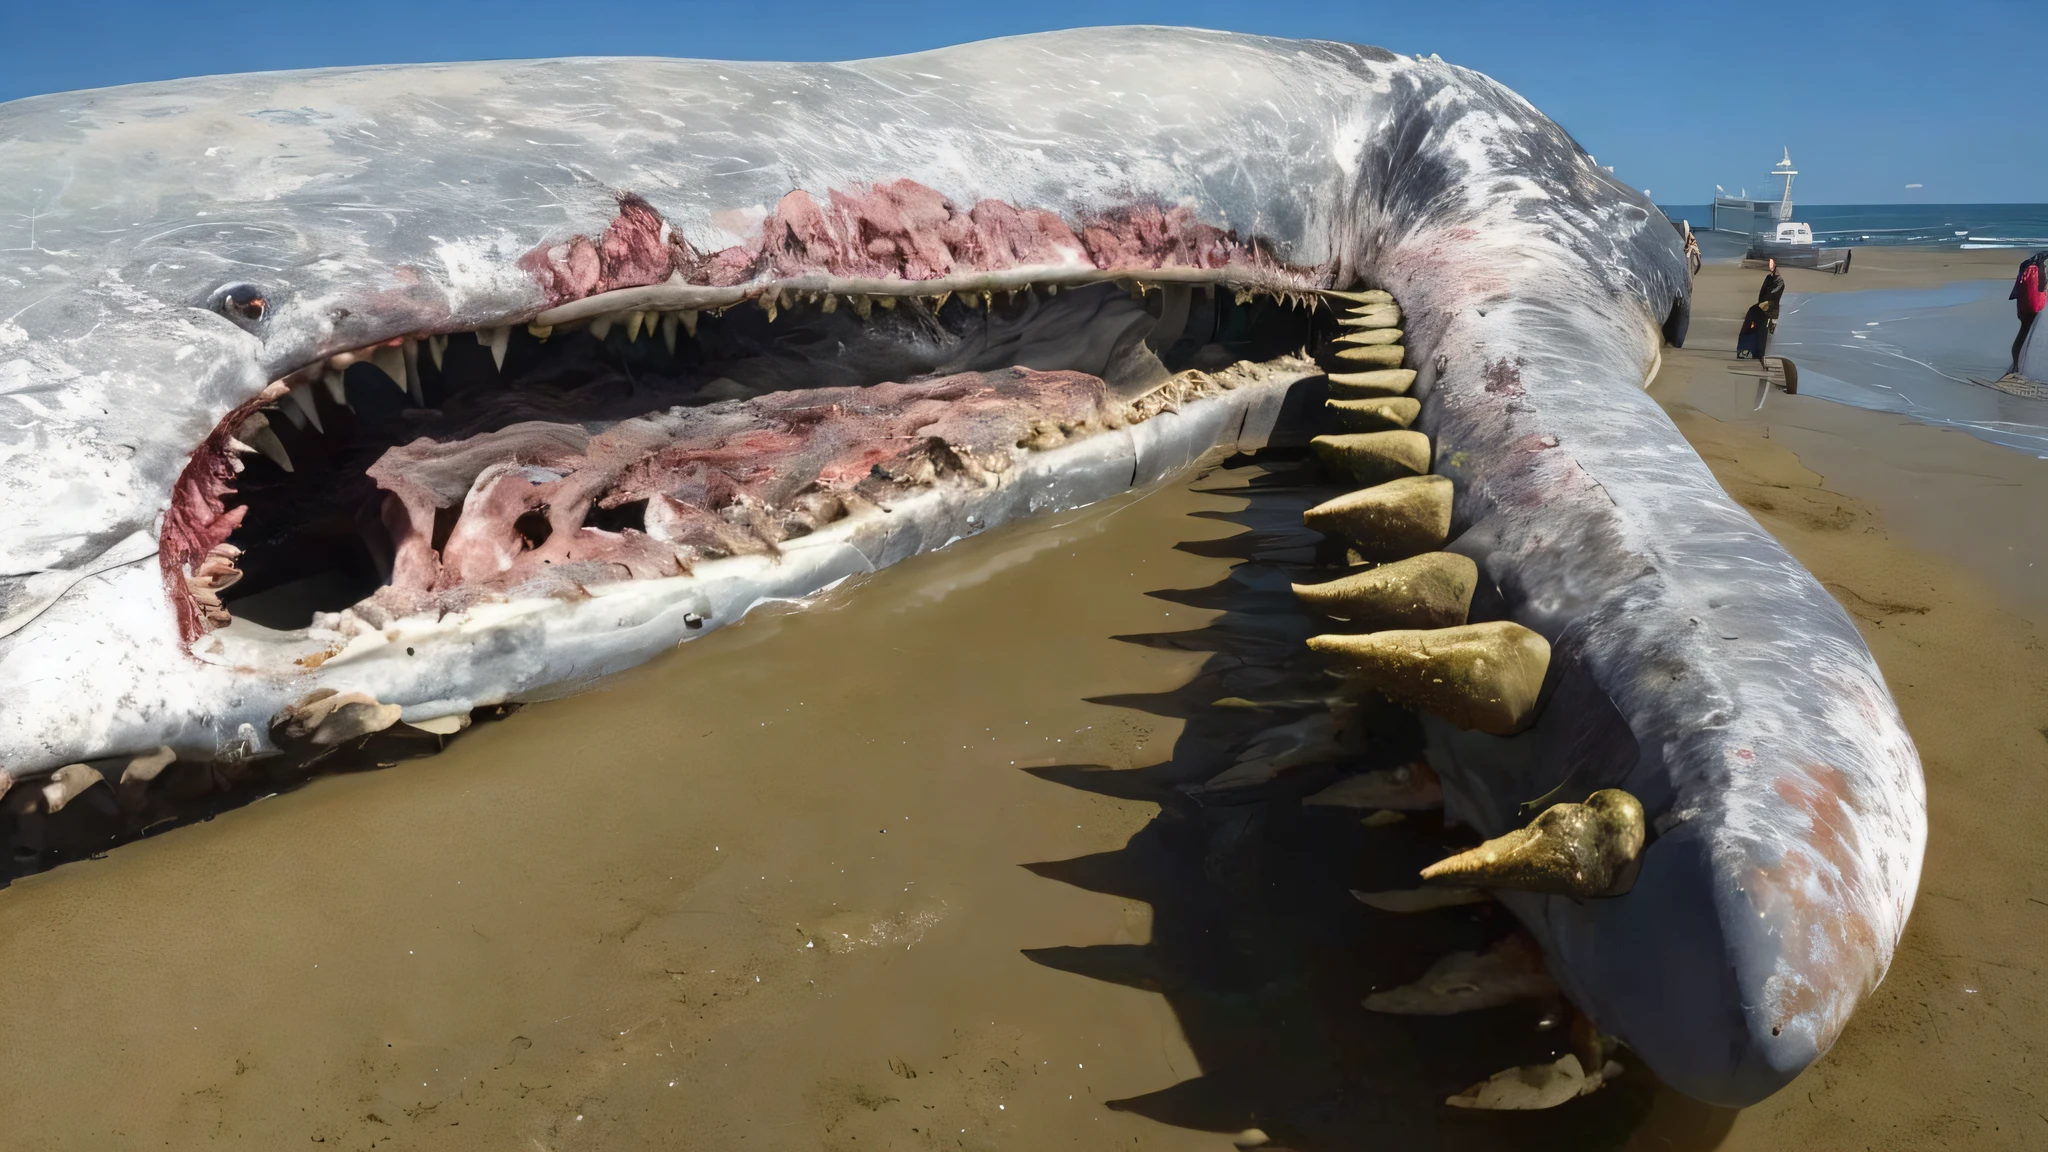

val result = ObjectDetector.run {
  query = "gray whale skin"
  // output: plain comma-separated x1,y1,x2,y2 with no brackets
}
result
0,27,1924,1107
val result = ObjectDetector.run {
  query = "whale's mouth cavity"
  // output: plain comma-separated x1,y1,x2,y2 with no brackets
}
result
164,280,1331,641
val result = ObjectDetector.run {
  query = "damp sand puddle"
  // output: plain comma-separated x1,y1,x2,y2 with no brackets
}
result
0,454,1696,1150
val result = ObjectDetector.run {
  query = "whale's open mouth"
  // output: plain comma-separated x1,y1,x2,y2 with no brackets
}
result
163,277,1336,643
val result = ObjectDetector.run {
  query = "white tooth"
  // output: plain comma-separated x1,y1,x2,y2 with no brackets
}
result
245,422,293,473
428,334,447,371
274,400,308,430
371,344,407,393
227,436,258,456
479,326,509,371
624,311,645,342
660,311,679,354
680,310,699,337
286,382,324,432
321,367,348,407
403,338,425,405
588,314,615,341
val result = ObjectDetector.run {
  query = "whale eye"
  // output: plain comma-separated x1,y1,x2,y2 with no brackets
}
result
209,283,270,327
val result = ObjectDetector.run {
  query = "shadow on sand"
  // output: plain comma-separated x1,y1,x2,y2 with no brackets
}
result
1019,450,1740,1151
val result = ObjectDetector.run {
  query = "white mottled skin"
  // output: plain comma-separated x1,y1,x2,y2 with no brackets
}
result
0,27,1922,1105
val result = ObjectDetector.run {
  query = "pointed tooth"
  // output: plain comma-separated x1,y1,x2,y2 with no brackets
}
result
624,311,644,342
273,399,308,430
932,291,950,311
588,314,615,341
428,334,447,370
660,311,679,354
480,326,509,370
285,382,324,432
370,344,407,394
321,367,348,407
1420,790,1646,899
1328,289,1394,305
403,338,424,405
1307,620,1550,736
241,419,294,473
681,309,699,337
227,436,258,456
850,294,871,320
819,293,837,314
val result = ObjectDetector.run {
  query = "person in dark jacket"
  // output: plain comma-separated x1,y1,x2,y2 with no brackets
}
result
2012,252,2046,373
1758,258,1786,333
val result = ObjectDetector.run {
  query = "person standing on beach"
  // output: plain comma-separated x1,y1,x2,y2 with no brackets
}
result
1758,258,1787,333
2011,252,2045,373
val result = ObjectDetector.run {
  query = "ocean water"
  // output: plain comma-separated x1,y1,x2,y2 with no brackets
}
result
1657,203,2048,249
1772,279,2048,456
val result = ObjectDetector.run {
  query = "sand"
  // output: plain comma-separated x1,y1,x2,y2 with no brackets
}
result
0,250,2039,1150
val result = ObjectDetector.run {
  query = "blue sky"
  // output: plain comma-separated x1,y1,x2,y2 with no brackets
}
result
3,0,2041,204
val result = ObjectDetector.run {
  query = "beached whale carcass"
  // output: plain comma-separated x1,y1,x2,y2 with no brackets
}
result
0,28,1922,1106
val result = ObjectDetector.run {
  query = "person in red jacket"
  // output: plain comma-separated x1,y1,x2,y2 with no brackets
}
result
2014,253,2047,373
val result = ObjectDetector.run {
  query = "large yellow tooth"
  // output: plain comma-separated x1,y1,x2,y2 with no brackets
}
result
680,310,700,337
624,311,645,342
1340,309,1402,329
1326,288,1394,305
1292,551,1478,630
589,314,615,341
660,311,679,354
1324,396,1421,433
1303,474,1451,558
1308,620,1551,736
1310,430,1431,486
427,334,447,370
1420,789,1646,898
1335,345,1406,367
1327,369,1416,397
1335,327,1403,346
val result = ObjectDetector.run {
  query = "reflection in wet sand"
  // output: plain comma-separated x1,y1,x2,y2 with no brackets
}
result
0,450,1726,1150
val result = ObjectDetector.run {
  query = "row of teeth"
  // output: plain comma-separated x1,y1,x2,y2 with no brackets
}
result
235,279,1384,472
201,282,1392,607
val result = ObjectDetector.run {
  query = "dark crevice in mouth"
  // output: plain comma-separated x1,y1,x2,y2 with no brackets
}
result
169,280,1337,641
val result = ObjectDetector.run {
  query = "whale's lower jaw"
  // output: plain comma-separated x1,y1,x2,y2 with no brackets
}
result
0,342,1329,779
214,356,1327,742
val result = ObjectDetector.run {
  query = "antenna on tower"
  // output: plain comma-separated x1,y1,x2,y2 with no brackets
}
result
1771,148,1799,222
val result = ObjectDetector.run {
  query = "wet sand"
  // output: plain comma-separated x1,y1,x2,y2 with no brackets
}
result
0,250,2041,1150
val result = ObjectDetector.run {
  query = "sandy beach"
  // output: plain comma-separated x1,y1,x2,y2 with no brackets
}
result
0,250,2038,1150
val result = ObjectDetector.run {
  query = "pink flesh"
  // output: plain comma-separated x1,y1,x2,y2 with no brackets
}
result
519,181,1286,306
348,367,1108,613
